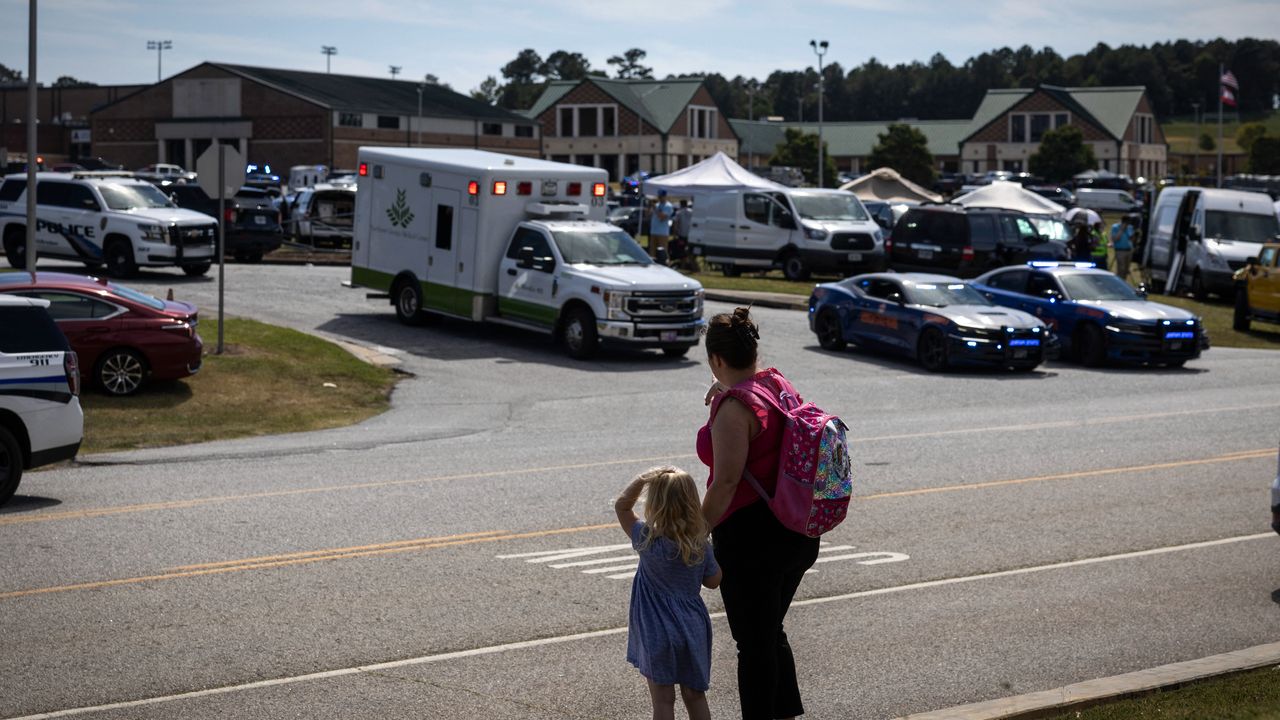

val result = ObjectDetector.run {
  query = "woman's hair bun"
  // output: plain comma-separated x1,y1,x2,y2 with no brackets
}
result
731,307,760,340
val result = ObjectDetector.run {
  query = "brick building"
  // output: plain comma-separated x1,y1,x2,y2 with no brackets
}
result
89,63,539,172
527,77,738,180
1,83,146,163
731,118,971,175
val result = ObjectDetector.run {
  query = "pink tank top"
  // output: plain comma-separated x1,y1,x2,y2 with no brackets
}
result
697,368,789,526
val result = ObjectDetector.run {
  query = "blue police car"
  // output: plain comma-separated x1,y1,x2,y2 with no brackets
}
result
972,262,1208,367
808,272,1051,372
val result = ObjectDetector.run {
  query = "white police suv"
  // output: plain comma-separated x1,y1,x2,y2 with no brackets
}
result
0,172,217,277
0,293,83,505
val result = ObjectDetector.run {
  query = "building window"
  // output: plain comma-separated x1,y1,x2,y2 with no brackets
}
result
1054,113,1068,129
1009,112,1069,142
1135,114,1155,144
377,115,400,130
557,105,618,137
688,107,717,139
1010,115,1026,143
514,125,534,138
338,112,362,128
1029,114,1052,143
482,123,504,136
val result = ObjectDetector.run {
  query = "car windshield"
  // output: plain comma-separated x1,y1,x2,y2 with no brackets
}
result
789,193,869,221
98,183,175,210
904,282,992,307
107,282,167,310
553,229,653,265
1058,273,1141,301
1030,217,1070,241
1204,211,1280,243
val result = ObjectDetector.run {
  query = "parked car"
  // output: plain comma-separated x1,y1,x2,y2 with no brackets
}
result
0,272,203,395
1232,242,1280,332
607,206,642,237
1073,188,1141,213
1027,186,1076,208
808,272,1051,372
134,163,197,186
886,205,1069,277
290,183,355,247
76,157,125,171
0,294,83,505
973,262,1207,367
167,184,284,262
50,163,86,173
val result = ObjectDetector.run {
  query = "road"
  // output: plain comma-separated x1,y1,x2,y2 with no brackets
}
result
1,260,1277,719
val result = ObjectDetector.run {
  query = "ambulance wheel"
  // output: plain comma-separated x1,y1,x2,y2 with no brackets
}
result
105,238,137,278
393,278,427,326
182,263,211,277
0,425,22,506
3,227,26,268
561,306,599,360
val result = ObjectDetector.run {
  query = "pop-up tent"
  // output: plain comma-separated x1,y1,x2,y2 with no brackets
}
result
642,152,786,196
838,167,941,203
951,181,1065,216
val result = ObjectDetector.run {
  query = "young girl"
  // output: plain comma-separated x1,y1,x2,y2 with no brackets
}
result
616,466,723,720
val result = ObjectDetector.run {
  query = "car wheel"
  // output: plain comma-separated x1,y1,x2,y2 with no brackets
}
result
662,346,690,359
560,306,600,360
3,228,27,269
815,309,846,351
1233,285,1251,332
720,264,741,277
0,425,23,506
782,252,810,281
917,327,949,372
1165,359,1187,368
97,348,147,396
1076,324,1106,367
393,278,427,326
182,263,211,277
105,239,137,278
1190,270,1207,301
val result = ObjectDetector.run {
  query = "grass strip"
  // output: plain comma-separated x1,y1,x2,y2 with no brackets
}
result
79,317,397,454
1041,664,1280,720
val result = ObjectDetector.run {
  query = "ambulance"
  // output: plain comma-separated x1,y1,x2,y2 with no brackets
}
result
349,149,705,359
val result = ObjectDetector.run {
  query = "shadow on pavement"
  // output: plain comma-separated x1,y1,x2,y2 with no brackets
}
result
803,343,1059,380
317,312,700,372
1272,588,1280,606
0,495,62,514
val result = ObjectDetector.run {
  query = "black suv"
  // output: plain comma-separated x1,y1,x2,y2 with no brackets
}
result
887,205,1070,277
167,185,284,263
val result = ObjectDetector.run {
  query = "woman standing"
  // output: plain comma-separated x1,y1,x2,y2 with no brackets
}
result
698,307,820,720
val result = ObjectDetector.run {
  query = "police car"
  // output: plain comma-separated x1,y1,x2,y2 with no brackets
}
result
0,294,83,505
973,262,1208,367
0,172,217,277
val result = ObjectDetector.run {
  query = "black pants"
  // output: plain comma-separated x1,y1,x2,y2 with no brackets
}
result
712,501,821,719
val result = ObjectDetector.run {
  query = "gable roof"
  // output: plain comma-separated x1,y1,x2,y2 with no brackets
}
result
960,84,1148,144
205,63,533,124
729,119,973,158
529,77,707,133
1065,86,1146,139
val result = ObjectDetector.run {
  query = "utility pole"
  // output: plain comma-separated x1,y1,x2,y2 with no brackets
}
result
322,46,337,74
146,39,171,83
1191,101,1200,177
416,82,424,146
810,39,828,188
389,66,401,79
25,0,37,281
746,80,758,171
1216,63,1223,188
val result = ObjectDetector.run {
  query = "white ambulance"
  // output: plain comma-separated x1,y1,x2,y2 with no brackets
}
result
349,149,705,359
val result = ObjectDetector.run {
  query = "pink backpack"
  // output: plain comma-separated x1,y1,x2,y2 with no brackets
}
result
730,373,852,537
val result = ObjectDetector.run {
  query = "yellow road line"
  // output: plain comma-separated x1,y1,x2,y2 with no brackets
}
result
164,530,509,571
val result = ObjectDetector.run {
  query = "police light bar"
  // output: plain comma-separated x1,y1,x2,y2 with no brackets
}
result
1027,260,1097,269
493,181,508,196
592,183,606,198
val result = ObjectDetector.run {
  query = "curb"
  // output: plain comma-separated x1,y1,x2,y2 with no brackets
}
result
897,641,1280,720
704,289,808,311
329,338,403,369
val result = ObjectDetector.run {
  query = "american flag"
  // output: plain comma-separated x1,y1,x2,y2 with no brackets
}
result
1221,71,1239,90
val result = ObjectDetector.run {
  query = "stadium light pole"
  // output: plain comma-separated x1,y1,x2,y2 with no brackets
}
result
416,81,424,146
389,65,401,79
321,46,337,73
746,80,758,172
146,40,171,82
809,39,828,188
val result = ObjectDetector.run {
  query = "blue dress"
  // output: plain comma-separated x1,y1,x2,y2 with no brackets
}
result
626,520,719,690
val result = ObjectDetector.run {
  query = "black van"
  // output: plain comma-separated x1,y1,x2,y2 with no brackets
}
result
886,205,1069,277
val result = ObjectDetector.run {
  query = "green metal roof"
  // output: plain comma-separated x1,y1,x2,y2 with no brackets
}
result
210,63,533,124
528,77,706,133
967,89,1031,131
1064,86,1146,140
729,118,973,158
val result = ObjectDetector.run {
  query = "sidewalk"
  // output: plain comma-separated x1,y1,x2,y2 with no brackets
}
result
898,640,1280,720
704,288,808,311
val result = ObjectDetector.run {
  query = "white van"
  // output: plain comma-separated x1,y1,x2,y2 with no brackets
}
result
1143,187,1280,298
288,165,328,192
349,148,704,359
688,188,884,280
1074,188,1140,213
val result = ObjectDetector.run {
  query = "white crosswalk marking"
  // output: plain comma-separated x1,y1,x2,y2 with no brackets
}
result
582,564,641,575
550,556,639,569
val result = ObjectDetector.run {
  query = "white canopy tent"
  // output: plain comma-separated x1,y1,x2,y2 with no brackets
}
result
838,167,941,204
951,181,1066,216
642,152,787,196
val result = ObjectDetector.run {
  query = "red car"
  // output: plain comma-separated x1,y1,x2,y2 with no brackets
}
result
0,272,202,395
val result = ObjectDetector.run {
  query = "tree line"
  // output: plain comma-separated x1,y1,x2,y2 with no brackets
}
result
479,39,1280,121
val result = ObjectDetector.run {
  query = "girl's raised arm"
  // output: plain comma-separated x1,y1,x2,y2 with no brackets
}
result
614,477,647,536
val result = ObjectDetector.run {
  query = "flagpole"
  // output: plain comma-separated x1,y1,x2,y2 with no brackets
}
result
1217,62,1223,189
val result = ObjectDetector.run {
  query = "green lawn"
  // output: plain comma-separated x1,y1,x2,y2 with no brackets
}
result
1162,111,1280,155
1042,665,1280,720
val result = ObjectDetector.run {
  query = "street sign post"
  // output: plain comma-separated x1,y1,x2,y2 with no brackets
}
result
195,144,245,355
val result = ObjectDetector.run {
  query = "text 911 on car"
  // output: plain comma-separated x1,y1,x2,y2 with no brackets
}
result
808,272,1053,372
972,262,1208,368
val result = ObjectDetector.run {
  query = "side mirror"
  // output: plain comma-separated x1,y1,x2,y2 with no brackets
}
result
1188,224,1202,242
887,292,904,305
1245,256,1260,266
82,199,101,211
517,246,535,269
1136,283,1149,299
534,257,556,273
778,209,795,229
1042,289,1062,301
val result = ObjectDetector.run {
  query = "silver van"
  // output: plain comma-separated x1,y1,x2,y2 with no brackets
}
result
1073,188,1140,213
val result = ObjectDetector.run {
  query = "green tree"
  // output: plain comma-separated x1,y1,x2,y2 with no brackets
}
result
1027,125,1097,183
769,128,837,187
540,51,593,81
1248,136,1280,174
498,48,544,109
1236,123,1267,154
0,63,21,83
52,75,95,87
867,123,936,187
607,48,653,79
1198,132,1216,152
471,76,500,105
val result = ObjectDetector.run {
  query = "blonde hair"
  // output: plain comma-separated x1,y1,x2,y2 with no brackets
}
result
636,466,709,566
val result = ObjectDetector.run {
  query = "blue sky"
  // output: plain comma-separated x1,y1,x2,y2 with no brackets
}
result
2,0,1277,95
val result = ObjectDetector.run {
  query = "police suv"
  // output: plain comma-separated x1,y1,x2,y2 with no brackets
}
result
0,294,83,505
0,172,217,277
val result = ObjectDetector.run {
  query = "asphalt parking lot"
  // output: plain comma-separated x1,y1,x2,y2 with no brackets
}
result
1,260,1277,719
